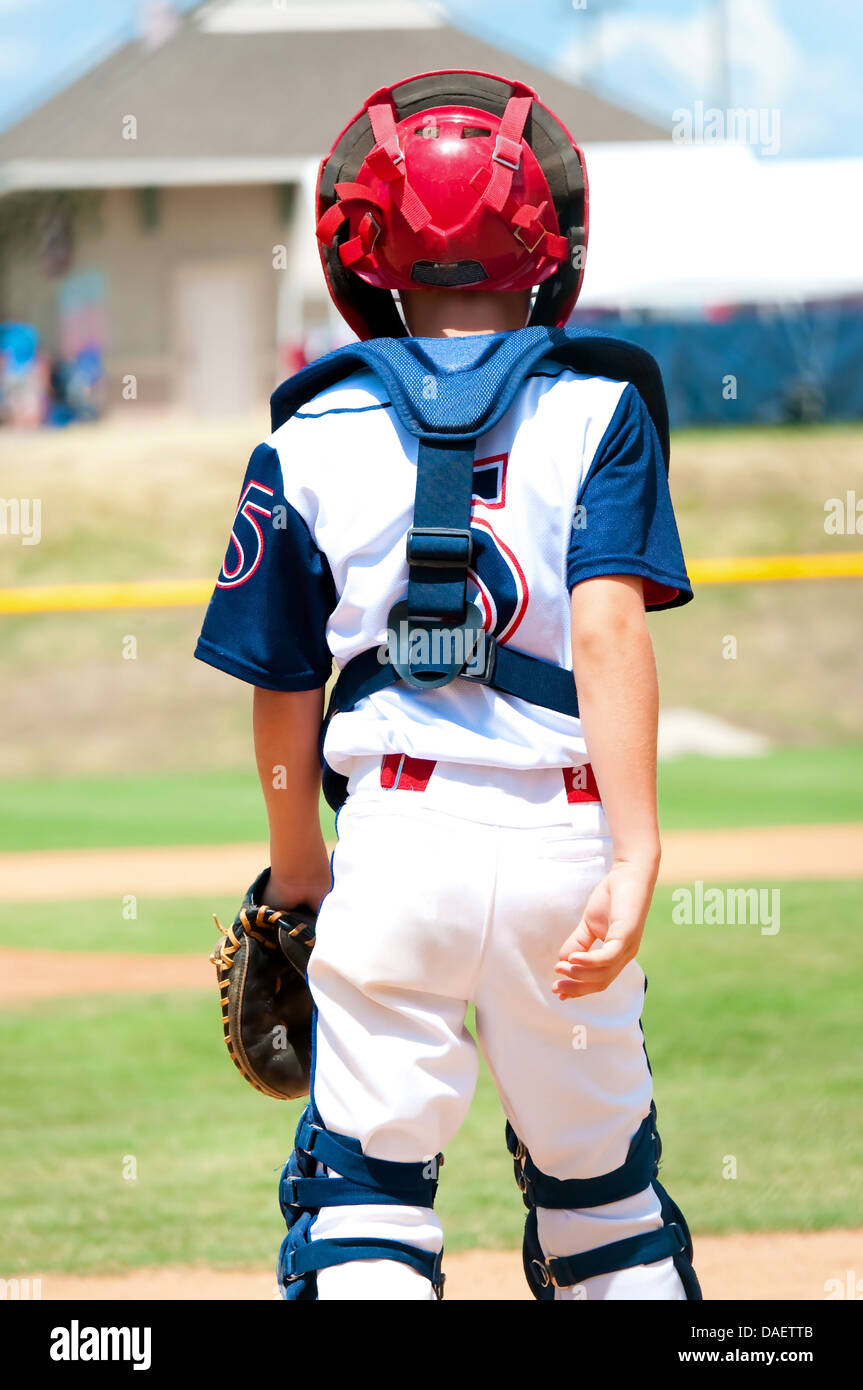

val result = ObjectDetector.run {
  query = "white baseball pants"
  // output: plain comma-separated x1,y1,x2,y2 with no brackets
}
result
306,758,686,1301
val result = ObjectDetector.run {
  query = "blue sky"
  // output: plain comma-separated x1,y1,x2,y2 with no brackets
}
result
0,0,860,158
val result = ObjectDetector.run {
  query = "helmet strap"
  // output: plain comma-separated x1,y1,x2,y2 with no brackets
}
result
367,102,433,234
480,94,532,213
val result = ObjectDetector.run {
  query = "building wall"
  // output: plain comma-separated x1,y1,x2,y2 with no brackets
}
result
1,182,333,412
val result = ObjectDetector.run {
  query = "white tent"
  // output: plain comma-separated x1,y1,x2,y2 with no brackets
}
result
577,141,863,311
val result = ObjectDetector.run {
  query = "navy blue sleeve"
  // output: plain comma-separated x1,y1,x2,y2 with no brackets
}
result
567,384,693,610
195,443,335,690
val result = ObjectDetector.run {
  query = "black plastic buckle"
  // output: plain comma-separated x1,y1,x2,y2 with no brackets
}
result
406,526,473,569
431,1250,446,1301
461,628,497,684
668,1222,687,1254
386,599,484,690
279,1176,300,1208
531,1259,553,1289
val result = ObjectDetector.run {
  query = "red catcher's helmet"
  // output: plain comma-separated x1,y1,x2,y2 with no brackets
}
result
316,69,589,340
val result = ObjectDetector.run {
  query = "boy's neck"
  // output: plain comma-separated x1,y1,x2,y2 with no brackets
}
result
399,287,532,339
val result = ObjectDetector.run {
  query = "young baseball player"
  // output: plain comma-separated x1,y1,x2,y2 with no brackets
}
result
197,70,700,1301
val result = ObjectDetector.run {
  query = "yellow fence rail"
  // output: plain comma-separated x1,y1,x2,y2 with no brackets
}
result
0,553,861,616
690,552,863,584
0,579,212,615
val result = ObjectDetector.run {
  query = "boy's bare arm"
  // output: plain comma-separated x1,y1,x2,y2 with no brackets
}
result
253,686,332,911
553,575,660,999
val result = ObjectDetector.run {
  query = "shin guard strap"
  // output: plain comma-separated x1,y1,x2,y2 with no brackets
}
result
532,1221,687,1291
279,1232,444,1298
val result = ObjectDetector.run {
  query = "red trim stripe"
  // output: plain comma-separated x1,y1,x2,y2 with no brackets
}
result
380,754,437,792
563,763,601,803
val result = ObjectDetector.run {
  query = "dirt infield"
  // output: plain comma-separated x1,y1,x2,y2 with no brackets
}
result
2,822,862,905
2,819,861,1005
0,946,209,1003
23,1230,863,1301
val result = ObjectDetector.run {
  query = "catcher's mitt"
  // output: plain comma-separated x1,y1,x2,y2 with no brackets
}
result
210,868,317,1099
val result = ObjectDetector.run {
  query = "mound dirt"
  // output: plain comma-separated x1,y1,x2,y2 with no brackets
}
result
1,823,861,908
27,1230,863,1301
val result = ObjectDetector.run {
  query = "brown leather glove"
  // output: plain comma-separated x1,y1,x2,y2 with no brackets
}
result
210,868,316,1099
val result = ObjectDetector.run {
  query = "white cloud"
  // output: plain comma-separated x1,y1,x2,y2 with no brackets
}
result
553,0,863,155
556,2,711,94
775,48,862,156
557,0,800,113
555,2,711,94
725,0,800,107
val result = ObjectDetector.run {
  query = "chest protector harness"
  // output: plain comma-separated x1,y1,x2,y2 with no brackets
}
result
270,323,671,812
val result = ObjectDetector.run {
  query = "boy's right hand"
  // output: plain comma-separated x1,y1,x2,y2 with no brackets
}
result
266,867,331,914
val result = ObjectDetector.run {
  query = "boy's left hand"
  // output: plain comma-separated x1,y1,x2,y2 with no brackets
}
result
552,859,656,999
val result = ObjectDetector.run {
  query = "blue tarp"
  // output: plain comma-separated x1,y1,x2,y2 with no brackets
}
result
576,300,863,427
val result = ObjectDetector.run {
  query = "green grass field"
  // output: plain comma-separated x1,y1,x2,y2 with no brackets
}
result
1,744,860,853
1,879,859,1272
1,419,861,1278
0,894,250,954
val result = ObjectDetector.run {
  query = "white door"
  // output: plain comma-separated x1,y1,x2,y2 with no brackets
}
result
175,262,257,416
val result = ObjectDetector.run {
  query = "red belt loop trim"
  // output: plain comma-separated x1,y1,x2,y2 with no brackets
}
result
563,763,601,804
380,754,437,792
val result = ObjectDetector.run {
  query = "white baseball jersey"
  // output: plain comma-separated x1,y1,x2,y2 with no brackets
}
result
195,356,691,778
